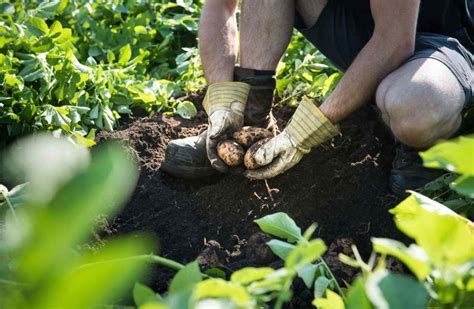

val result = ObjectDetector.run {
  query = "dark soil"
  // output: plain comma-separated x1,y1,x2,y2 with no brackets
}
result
96,97,405,307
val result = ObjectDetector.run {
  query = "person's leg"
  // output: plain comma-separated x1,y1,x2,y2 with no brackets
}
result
375,58,467,196
239,0,328,70
376,58,465,148
239,0,295,70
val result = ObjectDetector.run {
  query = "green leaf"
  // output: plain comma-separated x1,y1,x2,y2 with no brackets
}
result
255,212,303,243
34,235,153,309
390,192,474,266
27,17,50,35
314,276,332,298
169,261,202,294
372,238,430,280
14,139,140,284
286,239,326,269
0,3,15,15
266,239,295,261
346,278,371,309
298,263,317,288
192,279,254,308
313,289,345,309
420,135,474,174
118,44,132,65
134,282,158,306
175,100,197,119
451,175,474,198
365,272,428,309
204,268,226,279
231,267,274,286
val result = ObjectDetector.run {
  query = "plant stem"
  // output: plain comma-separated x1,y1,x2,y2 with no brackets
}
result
319,258,346,301
79,254,185,271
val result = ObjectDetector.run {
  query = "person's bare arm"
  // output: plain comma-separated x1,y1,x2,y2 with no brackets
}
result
199,0,238,84
319,0,420,123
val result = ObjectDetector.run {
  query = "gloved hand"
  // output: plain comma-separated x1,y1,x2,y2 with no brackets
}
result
244,97,340,179
203,82,251,172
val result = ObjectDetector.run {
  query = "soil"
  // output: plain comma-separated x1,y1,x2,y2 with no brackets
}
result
96,95,405,307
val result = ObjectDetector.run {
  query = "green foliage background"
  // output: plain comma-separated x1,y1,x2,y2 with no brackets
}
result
0,0,340,146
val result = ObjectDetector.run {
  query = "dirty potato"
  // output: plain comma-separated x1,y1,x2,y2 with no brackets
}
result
232,126,273,148
217,140,245,167
244,137,271,170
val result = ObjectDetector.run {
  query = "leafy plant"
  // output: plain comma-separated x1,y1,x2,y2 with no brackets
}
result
315,135,474,309
0,0,205,146
0,134,197,308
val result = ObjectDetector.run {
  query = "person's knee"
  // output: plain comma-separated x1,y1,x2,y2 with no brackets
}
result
376,76,463,148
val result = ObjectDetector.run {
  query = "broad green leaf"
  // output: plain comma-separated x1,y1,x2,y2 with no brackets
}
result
313,289,345,309
169,261,202,294
3,134,90,204
314,276,332,298
390,192,474,266
372,238,430,280
298,263,317,288
137,92,157,104
4,74,23,89
365,271,428,309
266,239,295,261
15,141,139,284
255,212,303,243
192,279,255,308
346,278,371,309
134,25,147,34
134,282,158,306
118,44,132,65
33,235,153,309
420,135,474,175
286,239,326,268
231,267,274,286
27,17,49,35
451,175,474,198
175,100,197,119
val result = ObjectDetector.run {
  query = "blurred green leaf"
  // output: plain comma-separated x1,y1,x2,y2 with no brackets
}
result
169,261,202,294
175,100,197,119
313,289,345,309
134,282,159,306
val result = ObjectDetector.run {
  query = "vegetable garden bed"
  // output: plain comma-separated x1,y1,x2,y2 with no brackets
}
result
96,96,404,306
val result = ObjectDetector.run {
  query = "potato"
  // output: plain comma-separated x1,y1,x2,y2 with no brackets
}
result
217,140,245,167
244,137,271,170
232,126,273,148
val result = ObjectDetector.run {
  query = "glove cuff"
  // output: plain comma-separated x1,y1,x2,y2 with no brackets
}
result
286,97,340,151
203,82,251,116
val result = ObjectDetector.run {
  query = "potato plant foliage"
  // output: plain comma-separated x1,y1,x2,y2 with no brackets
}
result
0,0,206,146
0,0,339,147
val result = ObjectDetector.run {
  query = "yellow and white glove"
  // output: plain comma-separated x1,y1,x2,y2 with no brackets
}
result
204,82,251,172
244,97,340,179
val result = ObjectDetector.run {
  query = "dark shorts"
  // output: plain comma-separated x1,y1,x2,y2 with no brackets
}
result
295,2,474,108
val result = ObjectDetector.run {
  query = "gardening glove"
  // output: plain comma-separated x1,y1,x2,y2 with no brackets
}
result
204,82,251,172
244,97,340,179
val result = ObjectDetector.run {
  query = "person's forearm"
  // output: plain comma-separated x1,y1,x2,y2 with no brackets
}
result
319,35,414,124
199,0,238,84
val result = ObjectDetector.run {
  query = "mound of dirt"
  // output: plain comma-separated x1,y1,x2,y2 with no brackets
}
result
96,100,404,301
